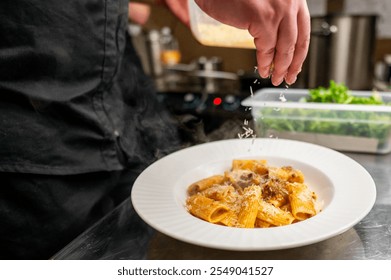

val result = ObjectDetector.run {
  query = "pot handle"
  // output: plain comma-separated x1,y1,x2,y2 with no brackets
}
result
311,21,338,36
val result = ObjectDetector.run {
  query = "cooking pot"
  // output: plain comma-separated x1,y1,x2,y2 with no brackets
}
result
301,14,377,90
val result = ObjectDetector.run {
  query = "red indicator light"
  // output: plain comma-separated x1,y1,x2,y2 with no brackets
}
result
213,97,222,106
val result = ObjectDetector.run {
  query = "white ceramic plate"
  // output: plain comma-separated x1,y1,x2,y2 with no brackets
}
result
131,139,376,251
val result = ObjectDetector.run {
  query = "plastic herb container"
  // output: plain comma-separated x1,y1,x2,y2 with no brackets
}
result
241,88,391,154
188,0,255,49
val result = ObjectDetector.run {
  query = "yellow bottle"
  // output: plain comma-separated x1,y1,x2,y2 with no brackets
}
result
160,27,181,66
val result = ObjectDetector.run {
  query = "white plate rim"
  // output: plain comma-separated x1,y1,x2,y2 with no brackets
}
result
131,138,376,251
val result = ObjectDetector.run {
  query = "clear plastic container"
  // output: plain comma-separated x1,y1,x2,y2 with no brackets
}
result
242,88,391,154
188,0,255,49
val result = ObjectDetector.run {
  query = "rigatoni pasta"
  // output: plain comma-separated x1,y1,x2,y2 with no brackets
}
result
288,182,317,220
237,185,262,228
186,159,320,228
187,195,230,223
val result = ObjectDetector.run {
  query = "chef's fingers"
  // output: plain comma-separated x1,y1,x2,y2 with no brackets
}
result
285,5,311,85
194,0,311,86
254,28,278,79
270,14,298,86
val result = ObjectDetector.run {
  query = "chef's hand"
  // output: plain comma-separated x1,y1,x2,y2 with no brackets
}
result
131,1,190,26
163,0,190,26
128,3,151,25
194,0,311,86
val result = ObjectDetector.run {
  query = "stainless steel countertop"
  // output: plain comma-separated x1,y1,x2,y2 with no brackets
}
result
52,151,391,260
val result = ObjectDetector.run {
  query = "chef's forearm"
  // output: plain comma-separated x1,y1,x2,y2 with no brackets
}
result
130,0,164,5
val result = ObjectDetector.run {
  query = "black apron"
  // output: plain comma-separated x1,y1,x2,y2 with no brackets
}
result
0,0,181,175
0,0,181,259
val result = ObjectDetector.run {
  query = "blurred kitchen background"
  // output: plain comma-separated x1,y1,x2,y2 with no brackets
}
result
128,0,391,136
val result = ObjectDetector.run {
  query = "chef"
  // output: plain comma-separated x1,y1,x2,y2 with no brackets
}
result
0,0,310,259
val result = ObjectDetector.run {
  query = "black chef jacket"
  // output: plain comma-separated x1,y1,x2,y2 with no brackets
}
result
0,0,180,175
